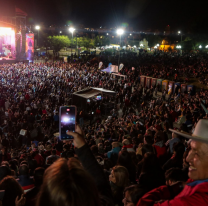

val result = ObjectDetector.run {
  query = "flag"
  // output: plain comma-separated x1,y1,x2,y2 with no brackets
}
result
119,63,124,71
98,62,103,69
15,8,27,16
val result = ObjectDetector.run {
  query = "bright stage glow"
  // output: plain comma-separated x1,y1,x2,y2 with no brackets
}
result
0,27,12,36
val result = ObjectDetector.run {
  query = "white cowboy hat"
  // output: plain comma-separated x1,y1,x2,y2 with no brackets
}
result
169,119,208,144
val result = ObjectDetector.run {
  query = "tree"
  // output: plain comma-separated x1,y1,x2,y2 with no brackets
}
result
82,37,94,50
47,36,71,52
146,34,163,48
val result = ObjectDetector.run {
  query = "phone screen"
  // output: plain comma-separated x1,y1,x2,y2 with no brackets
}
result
59,106,76,140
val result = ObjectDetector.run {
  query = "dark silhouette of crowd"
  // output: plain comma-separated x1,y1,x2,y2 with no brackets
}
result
0,51,208,206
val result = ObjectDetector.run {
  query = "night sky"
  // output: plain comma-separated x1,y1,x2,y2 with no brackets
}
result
0,0,207,31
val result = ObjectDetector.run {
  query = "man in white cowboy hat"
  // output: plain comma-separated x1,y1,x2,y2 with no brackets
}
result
137,119,208,206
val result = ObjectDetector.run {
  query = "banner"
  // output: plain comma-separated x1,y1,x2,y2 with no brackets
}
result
64,57,67,62
119,63,124,71
26,33,34,61
98,62,103,69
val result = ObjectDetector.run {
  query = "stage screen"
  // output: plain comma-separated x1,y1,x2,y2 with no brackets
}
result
0,27,16,58
26,33,34,60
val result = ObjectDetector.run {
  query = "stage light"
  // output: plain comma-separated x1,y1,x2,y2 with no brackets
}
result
0,27,12,36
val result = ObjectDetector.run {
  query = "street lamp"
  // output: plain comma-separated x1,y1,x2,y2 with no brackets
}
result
117,28,124,68
178,31,182,42
69,27,75,57
35,25,40,47
107,33,108,35
130,33,132,36
206,45,208,48
199,45,202,49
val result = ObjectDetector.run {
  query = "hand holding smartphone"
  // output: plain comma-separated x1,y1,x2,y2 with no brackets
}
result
59,106,77,140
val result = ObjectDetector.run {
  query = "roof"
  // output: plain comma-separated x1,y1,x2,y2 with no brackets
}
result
73,87,116,99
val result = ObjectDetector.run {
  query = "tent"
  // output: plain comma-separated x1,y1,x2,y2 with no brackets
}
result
72,87,116,108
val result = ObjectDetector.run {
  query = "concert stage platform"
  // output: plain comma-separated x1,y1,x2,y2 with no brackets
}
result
0,58,29,65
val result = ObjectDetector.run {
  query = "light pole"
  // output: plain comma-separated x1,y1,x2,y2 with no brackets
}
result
178,31,182,55
35,25,40,47
69,27,75,57
59,31,62,36
117,28,124,68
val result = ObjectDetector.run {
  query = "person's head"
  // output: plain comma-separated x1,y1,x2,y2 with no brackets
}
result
144,135,154,145
112,142,120,149
19,164,29,176
186,140,208,180
34,167,45,187
122,139,131,146
172,132,178,139
154,131,165,143
0,166,11,181
165,168,188,186
141,144,155,157
173,142,185,157
90,145,98,156
51,149,56,155
117,150,132,168
36,158,101,206
109,165,129,188
122,185,146,206
0,176,24,206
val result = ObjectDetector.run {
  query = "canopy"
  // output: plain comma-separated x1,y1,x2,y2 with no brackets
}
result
72,87,116,108
73,87,116,99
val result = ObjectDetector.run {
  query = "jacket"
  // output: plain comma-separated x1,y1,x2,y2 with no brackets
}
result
76,144,114,206
17,175,34,192
107,147,121,159
137,179,208,206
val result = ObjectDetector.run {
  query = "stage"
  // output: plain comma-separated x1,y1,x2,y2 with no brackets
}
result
0,57,29,64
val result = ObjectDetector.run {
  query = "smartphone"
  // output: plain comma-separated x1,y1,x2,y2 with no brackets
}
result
59,106,77,140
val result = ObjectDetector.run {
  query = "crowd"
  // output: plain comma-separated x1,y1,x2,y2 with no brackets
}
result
0,52,208,206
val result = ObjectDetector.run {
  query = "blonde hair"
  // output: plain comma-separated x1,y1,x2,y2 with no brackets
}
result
112,165,129,188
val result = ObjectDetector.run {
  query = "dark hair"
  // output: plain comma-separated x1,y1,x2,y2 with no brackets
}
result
90,145,98,155
142,144,155,157
141,153,162,174
165,168,188,183
123,185,147,205
0,166,11,181
19,164,29,176
34,167,45,186
144,135,154,145
103,158,113,171
173,142,185,157
51,149,56,155
36,158,101,206
0,176,24,206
